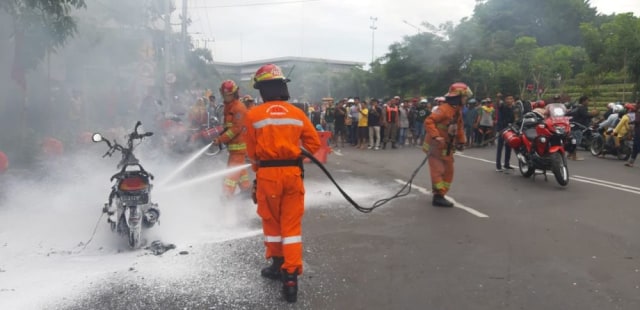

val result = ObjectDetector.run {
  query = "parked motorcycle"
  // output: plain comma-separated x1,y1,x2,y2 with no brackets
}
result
590,129,632,160
570,122,596,151
502,103,572,186
92,121,160,248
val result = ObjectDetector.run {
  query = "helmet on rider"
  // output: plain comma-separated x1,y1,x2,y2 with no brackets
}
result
252,64,291,101
607,102,615,110
613,104,624,113
537,100,546,109
624,103,636,112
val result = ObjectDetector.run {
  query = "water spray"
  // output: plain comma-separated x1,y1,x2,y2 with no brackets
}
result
159,164,252,192
159,142,215,187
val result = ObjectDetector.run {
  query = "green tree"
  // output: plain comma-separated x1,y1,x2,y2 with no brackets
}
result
465,59,496,98
2,0,86,70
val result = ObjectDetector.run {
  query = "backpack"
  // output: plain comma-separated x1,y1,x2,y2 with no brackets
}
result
479,108,494,127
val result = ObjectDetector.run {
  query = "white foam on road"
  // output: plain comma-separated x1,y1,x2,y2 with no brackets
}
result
0,151,263,310
394,179,490,218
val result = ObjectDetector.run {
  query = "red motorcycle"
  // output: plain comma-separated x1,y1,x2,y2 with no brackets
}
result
502,103,573,186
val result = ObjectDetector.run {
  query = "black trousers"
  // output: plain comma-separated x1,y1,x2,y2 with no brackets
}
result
496,135,512,169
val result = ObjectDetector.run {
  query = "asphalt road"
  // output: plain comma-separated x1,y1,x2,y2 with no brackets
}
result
41,146,640,309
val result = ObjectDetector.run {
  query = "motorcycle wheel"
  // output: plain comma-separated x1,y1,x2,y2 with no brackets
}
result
519,158,535,178
582,134,592,151
128,228,141,249
551,152,569,186
590,135,604,156
617,144,631,161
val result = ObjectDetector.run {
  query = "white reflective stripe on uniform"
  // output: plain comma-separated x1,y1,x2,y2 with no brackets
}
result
265,235,282,242
282,236,302,245
253,118,303,129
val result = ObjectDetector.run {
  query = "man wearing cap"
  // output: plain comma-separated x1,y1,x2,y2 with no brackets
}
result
244,64,321,303
423,83,471,207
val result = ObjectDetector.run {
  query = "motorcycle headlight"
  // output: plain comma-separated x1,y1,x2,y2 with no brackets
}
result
555,126,565,135
571,138,577,145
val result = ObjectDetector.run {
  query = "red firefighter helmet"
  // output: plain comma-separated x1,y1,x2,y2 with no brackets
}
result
253,64,290,89
219,80,239,96
445,82,473,97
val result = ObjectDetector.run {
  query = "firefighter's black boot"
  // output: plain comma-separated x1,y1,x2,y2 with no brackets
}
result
432,194,454,207
260,256,284,280
281,269,298,303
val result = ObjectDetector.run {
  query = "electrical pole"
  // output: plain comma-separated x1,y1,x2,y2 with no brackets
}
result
370,16,378,64
164,0,172,100
181,0,188,64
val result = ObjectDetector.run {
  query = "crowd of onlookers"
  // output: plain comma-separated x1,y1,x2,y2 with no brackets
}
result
306,96,433,150
302,93,640,169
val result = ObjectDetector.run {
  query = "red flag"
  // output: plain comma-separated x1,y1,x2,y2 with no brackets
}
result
11,29,26,92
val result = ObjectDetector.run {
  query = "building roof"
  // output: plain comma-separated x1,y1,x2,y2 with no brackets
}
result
214,56,365,67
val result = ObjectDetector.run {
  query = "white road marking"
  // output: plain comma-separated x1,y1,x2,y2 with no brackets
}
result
571,178,640,196
573,175,640,192
394,179,490,218
456,153,495,164
455,153,640,195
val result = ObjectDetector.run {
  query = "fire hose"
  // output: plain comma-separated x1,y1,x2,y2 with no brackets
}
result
300,149,429,213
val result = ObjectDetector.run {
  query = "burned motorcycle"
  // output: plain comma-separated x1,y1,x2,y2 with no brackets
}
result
92,121,160,248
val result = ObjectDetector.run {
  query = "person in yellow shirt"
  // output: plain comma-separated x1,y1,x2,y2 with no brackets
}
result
356,100,369,149
613,103,636,148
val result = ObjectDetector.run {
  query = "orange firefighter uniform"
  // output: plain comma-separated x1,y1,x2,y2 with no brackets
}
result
216,94,252,198
423,83,471,207
244,100,321,275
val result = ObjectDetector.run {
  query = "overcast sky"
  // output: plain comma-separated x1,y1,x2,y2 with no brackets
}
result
179,0,640,64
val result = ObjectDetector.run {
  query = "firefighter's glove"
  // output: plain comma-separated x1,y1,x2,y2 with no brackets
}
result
251,180,257,204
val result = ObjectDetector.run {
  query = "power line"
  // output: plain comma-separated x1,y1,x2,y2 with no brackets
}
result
189,0,320,9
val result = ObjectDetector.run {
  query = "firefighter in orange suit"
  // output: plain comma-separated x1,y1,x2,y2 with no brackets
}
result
243,64,321,303
423,82,472,207
213,80,252,198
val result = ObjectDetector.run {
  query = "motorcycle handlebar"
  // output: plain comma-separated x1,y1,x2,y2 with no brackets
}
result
134,121,142,134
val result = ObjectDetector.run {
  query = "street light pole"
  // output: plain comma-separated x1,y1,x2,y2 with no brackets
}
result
370,16,377,63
